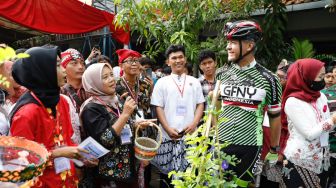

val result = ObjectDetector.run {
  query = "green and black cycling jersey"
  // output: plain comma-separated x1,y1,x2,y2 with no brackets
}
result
216,60,282,146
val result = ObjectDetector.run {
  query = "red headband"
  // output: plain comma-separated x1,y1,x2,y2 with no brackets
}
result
61,48,83,68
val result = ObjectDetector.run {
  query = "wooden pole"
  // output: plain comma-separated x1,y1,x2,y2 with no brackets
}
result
204,80,221,138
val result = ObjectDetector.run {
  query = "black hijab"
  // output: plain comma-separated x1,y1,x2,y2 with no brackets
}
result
10,46,60,120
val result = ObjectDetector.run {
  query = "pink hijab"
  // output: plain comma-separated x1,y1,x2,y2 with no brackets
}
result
80,63,118,112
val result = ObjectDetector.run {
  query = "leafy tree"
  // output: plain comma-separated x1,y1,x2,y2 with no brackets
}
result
255,0,288,70
113,0,260,66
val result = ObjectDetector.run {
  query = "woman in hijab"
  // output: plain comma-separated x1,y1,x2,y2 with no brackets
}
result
282,58,336,188
80,63,155,187
10,46,88,188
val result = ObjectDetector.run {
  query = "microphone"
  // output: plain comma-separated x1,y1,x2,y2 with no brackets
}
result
115,85,142,118
116,85,127,96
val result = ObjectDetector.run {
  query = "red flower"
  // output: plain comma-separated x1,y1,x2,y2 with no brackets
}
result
323,105,327,113
118,163,123,168
313,154,319,160
308,144,314,150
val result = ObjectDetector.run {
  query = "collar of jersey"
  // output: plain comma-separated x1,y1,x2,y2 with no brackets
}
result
233,59,256,71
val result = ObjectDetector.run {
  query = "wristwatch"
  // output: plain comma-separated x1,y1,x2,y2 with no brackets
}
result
270,146,280,153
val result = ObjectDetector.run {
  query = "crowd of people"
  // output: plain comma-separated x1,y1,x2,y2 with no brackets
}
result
0,19,336,188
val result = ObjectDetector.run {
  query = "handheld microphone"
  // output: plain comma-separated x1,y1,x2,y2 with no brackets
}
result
116,85,127,96
115,85,142,118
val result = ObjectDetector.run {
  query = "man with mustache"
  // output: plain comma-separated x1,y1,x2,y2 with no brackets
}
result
115,49,153,187
216,20,282,187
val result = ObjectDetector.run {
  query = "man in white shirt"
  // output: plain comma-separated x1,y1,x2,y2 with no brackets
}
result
150,44,205,188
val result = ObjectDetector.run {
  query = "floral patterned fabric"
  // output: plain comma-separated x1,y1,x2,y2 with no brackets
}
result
81,102,137,183
284,95,332,174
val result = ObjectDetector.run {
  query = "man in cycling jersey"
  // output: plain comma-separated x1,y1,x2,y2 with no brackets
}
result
216,20,282,187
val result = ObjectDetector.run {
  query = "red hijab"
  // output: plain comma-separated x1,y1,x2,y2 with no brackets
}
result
279,58,324,154
281,58,324,127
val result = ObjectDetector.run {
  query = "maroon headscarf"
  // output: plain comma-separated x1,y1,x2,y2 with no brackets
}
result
282,58,324,105
280,58,324,146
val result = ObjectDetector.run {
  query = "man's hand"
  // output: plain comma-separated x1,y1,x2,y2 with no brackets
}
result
166,127,182,140
183,122,197,134
265,152,278,166
87,47,101,61
278,154,284,162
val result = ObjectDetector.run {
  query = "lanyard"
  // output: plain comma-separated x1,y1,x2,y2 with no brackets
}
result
94,96,120,117
171,75,186,98
30,91,62,146
122,77,139,102
311,101,322,122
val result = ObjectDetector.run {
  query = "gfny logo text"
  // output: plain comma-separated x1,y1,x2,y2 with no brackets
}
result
220,84,266,101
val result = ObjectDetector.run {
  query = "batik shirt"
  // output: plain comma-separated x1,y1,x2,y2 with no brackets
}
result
216,60,282,146
61,83,90,113
116,77,151,118
81,102,137,182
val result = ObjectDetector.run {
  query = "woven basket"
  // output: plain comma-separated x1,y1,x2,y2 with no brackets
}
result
0,136,49,183
134,123,162,161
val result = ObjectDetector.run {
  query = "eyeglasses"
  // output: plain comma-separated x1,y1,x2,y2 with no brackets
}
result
123,58,140,65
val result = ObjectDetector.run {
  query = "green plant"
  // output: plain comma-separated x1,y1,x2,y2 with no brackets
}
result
256,0,288,70
291,38,315,60
314,54,336,63
168,93,239,188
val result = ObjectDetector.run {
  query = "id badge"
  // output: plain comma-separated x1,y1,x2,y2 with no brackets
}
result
120,125,132,145
176,105,187,116
320,132,329,147
54,157,71,174
125,124,133,137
